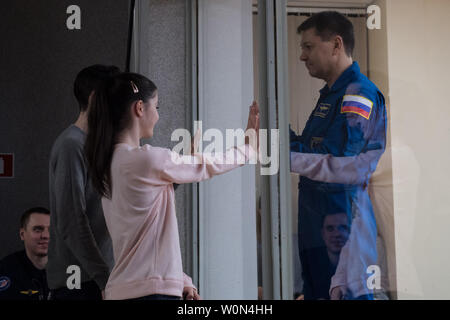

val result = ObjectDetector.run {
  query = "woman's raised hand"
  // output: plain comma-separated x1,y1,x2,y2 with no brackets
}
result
246,101,260,133
245,101,260,149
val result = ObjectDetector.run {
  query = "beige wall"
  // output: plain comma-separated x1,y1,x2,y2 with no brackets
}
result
371,0,450,299
367,0,398,298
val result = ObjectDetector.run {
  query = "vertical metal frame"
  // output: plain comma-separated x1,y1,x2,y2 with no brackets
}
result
196,0,205,297
129,0,141,73
275,0,294,300
257,0,278,300
187,0,200,289
257,0,293,300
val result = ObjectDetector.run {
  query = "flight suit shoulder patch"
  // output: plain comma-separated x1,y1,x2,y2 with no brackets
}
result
0,276,11,291
341,94,373,120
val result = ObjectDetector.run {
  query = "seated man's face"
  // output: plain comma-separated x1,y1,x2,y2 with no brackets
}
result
321,213,350,255
20,213,50,257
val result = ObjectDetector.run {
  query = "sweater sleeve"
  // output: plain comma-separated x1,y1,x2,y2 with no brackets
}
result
183,273,195,289
157,144,257,184
52,139,110,289
290,149,383,185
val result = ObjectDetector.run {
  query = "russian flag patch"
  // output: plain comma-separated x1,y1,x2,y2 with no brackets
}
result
341,95,373,120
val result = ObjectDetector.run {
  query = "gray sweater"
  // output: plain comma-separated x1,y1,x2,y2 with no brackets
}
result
47,125,113,290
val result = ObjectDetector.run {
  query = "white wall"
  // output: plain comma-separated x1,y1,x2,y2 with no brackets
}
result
197,0,258,299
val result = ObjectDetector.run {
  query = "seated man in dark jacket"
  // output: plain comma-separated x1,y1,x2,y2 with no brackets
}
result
0,207,50,300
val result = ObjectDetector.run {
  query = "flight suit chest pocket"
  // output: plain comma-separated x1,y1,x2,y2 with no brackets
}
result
310,136,324,149
313,103,331,118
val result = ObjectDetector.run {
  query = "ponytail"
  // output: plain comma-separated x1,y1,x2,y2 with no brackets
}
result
85,80,115,198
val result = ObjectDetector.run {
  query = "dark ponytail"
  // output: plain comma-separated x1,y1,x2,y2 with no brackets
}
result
84,72,158,198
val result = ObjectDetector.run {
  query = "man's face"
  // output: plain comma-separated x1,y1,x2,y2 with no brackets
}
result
20,213,50,257
300,28,336,81
321,213,350,255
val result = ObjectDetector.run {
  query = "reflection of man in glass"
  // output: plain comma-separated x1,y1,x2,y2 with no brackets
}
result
301,197,351,300
322,213,350,271
303,212,351,300
290,11,387,300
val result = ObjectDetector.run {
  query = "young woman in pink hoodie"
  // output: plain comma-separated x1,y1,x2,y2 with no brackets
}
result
84,72,259,300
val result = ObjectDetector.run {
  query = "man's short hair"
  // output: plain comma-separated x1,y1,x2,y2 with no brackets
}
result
297,11,355,57
20,207,50,229
321,212,350,230
73,64,121,112
319,195,351,228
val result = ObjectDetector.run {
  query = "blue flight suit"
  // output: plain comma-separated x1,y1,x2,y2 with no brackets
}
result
290,62,387,299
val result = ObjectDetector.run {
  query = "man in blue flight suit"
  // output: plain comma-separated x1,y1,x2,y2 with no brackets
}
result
289,11,387,300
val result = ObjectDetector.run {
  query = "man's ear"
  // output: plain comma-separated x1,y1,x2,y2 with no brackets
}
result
333,35,344,55
19,228,25,241
85,90,95,113
88,90,95,105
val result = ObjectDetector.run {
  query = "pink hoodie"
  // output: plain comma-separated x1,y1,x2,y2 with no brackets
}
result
102,143,255,300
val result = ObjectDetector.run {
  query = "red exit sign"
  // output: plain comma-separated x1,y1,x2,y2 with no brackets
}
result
0,154,14,178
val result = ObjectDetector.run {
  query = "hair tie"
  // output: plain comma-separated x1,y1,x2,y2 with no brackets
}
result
130,81,139,93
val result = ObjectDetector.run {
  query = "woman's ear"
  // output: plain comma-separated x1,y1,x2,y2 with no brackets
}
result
133,100,145,117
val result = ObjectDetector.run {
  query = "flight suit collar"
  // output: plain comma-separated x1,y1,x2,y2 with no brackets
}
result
320,61,360,95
